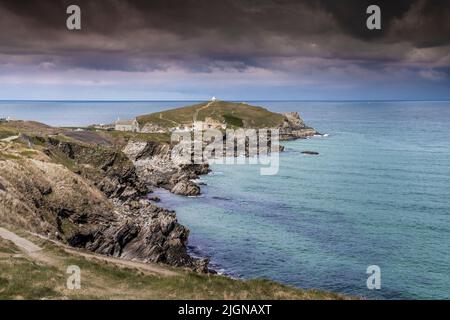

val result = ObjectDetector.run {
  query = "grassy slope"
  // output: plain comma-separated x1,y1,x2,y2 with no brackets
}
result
137,101,285,129
0,232,350,300
0,121,349,300
0,120,171,150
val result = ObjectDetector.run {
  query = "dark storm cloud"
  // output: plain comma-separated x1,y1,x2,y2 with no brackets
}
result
0,0,449,72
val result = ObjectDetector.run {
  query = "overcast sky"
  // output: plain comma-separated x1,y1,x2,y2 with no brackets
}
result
0,0,449,100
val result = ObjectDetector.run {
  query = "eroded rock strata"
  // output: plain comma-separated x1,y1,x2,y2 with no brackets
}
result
0,134,208,272
0,108,316,274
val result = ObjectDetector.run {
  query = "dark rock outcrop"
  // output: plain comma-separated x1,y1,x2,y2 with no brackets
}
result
301,151,319,155
122,140,209,196
46,137,148,200
279,112,318,140
0,137,209,272
171,180,201,196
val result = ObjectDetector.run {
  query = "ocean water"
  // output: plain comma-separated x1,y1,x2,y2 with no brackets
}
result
1,100,449,299
0,100,193,127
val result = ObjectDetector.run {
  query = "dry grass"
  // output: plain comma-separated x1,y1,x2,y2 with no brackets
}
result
0,231,351,300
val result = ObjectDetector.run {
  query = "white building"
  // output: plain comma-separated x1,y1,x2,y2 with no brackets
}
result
115,118,140,132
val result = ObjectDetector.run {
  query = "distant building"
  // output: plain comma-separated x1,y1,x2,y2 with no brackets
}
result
115,118,139,132
211,96,217,102
91,123,114,130
0,117,15,123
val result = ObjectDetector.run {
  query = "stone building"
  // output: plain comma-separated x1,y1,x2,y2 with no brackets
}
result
115,118,139,132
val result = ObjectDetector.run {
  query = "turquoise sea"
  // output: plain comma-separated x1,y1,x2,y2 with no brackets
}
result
1,100,449,299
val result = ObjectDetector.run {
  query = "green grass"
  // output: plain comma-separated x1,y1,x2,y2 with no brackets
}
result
137,101,285,129
105,130,171,144
0,151,20,160
19,150,38,158
0,239,63,300
0,129,18,140
0,233,351,300
223,113,244,127
44,147,79,172
137,103,205,127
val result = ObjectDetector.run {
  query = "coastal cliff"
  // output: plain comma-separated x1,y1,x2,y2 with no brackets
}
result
136,101,319,140
0,126,208,272
279,112,318,140
122,140,209,197
0,102,318,274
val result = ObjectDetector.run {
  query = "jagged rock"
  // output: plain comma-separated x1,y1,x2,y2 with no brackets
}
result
193,258,210,273
41,186,53,195
279,112,318,140
0,141,208,272
171,180,201,196
283,112,306,129
17,133,35,149
148,196,161,202
140,123,167,134
0,107,319,276
122,140,206,196
302,151,319,155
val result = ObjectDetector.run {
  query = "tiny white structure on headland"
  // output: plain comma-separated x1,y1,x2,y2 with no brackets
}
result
115,118,140,132
211,96,217,102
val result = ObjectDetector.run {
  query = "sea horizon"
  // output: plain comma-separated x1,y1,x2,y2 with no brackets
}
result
1,0,449,304
2,100,448,299
2,99,450,102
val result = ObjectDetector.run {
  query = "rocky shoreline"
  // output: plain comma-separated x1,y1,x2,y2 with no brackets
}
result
116,111,319,271
0,131,209,272
0,110,318,275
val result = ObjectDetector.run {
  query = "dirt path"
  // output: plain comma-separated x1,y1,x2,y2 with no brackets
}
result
1,135,19,142
0,227,53,264
0,227,178,277
159,112,180,126
193,101,214,122
63,248,178,277
30,232,178,277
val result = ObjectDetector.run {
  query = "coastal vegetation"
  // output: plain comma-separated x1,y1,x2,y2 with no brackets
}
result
0,232,348,300
137,101,285,129
0,102,336,300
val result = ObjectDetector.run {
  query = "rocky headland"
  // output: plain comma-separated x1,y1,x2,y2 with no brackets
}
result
0,102,318,274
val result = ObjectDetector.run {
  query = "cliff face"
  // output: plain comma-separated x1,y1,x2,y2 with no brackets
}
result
122,140,209,196
0,105,318,273
279,112,318,140
121,112,317,195
46,137,147,200
0,135,208,271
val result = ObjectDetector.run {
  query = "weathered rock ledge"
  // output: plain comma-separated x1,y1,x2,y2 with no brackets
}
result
0,108,318,274
0,135,209,272
279,112,319,140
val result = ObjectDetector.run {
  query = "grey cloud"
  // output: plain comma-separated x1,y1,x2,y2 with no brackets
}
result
0,0,449,75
